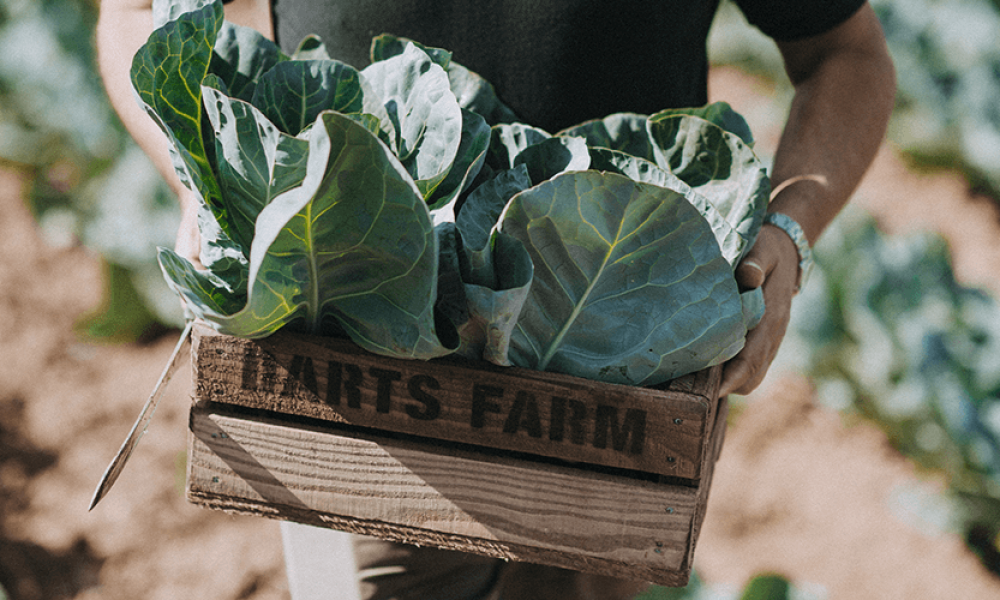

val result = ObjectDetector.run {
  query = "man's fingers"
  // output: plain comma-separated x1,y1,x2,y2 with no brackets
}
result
719,355,754,397
735,258,766,290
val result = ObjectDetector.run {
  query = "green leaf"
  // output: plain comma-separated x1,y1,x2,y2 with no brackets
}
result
486,123,552,171
360,43,463,198
132,2,221,188
293,35,331,60
434,222,469,331
588,147,748,264
370,34,453,70
427,108,491,222
211,21,288,101
455,165,532,288
514,136,592,184
647,113,769,262
201,85,309,246
251,60,366,135
370,34,518,125
457,234,534,366
157,247,245,318
195,112,452,358
152,0,214,28
132,0,248,285
503,171,749,386
652,101,755,147
558,113,654,160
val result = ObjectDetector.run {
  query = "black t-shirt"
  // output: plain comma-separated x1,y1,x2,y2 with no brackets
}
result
270,0,865,132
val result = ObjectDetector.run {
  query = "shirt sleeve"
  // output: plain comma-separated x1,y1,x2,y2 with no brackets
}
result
733,0,867,42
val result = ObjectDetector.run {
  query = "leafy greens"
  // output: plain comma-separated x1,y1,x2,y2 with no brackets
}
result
137,0,770,385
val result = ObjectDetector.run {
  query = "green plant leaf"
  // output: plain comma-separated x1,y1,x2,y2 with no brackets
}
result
434,222,469,332
360,43,463,199
370,34,518,125
202,85,310,249
251,59,366,135
653,101,755,147
486,123,552,171
427,108,491,222
503,171,749,386
152,0,213,28
293,35,331,60
131,0,249,286
191,112,452,358
157,247,246,318
370,34,453,69
211,21,288,102
455,164,532,288
647,113,769,263
457,234,534,366
588,147,748,264
558,113,654,160
513,136,591,184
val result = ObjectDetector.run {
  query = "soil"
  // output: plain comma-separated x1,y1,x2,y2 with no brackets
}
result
3,68,1000,599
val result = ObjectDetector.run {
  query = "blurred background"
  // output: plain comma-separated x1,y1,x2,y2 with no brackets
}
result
3,0,1000,598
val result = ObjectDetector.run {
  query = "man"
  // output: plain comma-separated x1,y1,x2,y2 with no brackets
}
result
96,1,895,598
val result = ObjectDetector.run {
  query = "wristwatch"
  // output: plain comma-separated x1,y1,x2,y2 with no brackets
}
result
763,212,814,293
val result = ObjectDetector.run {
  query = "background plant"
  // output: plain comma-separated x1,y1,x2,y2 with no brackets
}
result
0,0,181,341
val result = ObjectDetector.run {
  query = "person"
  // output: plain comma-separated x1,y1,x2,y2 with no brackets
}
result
96,1,895,598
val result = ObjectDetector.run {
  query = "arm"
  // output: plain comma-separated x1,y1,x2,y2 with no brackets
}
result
95,0,273,263
719,3,896,396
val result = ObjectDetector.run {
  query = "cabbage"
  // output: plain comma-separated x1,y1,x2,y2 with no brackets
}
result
137,0,769,384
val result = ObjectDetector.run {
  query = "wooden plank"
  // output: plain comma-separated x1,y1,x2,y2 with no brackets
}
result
192,324,720,480
186,402,710,586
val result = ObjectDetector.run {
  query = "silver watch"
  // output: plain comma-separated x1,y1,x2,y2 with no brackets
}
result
763,212,814,293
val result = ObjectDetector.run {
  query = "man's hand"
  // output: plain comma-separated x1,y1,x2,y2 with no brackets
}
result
717,3,896,397
719,223,800,397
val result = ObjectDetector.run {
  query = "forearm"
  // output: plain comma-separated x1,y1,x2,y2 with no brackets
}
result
769,4,896,245
96,2,181,195
719,5,894,396
95,0,274,201
97,0,274,260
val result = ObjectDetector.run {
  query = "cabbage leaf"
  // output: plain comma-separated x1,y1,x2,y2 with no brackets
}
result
139,0,770,383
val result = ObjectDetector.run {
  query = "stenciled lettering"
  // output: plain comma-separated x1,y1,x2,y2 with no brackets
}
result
258,350,280,394
283,355,319,398
406,374,442,421
234,347,652,458
370,368,402,413
593,405,647,455
327,360,363,408
239,344,260,391
471,384,504,428
503,391,543,438
549,396,587,445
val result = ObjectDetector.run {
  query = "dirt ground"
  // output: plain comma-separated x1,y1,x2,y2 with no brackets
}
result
3,68,1000,599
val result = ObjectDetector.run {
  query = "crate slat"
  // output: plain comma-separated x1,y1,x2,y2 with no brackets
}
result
186,324,726,586
192,324,718,479
187,396,726,586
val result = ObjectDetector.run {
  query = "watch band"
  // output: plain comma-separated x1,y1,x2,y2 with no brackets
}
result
763,212,814,293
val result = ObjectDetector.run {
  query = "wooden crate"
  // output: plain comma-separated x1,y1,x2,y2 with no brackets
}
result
186,323,726,587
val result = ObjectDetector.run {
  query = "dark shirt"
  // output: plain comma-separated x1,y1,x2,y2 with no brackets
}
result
270,0,865,132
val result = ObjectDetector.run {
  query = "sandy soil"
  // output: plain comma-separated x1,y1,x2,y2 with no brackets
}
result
3,68,1000,599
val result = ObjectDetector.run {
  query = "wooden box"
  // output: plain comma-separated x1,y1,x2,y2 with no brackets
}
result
185,323,726,587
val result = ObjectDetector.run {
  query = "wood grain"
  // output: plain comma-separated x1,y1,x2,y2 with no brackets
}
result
192,324,721,480
187,402,719,586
